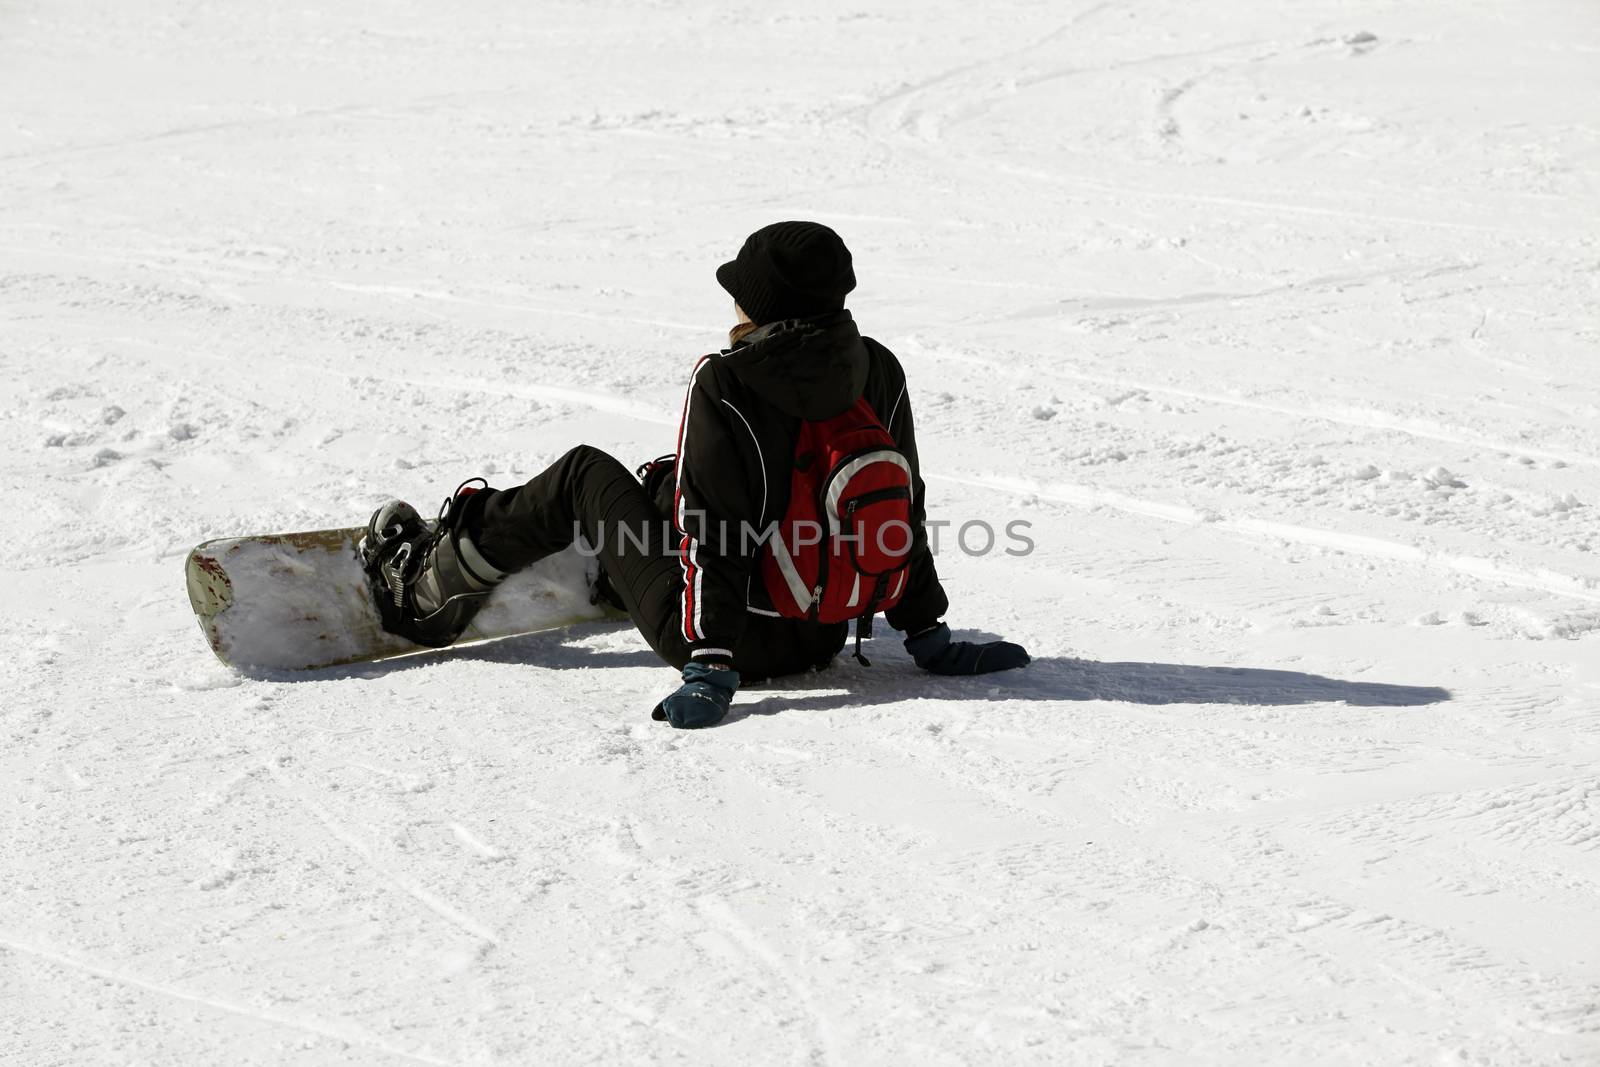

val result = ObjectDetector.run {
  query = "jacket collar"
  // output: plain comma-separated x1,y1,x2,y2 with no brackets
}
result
720,310,869,420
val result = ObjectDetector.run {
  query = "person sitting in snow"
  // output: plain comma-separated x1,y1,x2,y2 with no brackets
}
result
360,221,1029,728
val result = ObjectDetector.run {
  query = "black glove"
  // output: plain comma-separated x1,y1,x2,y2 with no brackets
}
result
904,622,1030,676
651,662,740,728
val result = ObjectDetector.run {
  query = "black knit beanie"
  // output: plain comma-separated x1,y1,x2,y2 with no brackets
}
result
715,221,856,325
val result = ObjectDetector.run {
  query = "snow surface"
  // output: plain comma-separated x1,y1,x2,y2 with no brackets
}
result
4,0,1599,1063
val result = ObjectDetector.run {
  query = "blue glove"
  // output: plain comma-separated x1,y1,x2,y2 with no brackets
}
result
904,622,1030,676
652,662,740,729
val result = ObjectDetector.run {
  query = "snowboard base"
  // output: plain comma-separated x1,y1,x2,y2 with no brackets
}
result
186,528,626,671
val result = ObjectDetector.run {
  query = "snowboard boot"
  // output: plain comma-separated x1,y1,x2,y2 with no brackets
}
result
359,479,509,647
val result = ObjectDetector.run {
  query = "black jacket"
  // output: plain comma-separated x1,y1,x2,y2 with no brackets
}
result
670,310,949,665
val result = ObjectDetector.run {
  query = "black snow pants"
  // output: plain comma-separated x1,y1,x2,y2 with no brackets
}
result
470,445,846,681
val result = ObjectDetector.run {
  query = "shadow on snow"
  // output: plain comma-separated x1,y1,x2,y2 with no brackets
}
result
734,654,1452,721
256,622,1451,719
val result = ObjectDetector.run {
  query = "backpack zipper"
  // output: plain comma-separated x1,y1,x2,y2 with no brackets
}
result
810,485,832,619
845,486,911,512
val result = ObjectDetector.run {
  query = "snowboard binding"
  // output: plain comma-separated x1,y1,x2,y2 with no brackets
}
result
359,480,507,648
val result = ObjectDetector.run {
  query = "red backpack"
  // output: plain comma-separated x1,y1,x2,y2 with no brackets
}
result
759,396,913,663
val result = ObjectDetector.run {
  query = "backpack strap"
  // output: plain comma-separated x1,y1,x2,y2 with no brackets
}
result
850,575,891,667
852,615,871,667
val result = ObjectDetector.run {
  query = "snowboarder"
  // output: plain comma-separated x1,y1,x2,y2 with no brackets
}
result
360,221,1030,727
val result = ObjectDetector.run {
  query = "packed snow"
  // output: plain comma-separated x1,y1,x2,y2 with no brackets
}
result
4,0,1599,1063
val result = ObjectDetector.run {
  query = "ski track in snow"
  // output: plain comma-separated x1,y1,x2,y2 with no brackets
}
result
694,894,844,1067
4,0,1600,1063
262,759,501,948
0,940,451,1062
0,934,450,1064
935,470,1600,606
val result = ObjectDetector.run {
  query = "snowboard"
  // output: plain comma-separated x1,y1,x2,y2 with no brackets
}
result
185,528,626,672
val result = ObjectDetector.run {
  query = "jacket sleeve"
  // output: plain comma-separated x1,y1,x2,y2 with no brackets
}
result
672,357,759,667
879,356,951,635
